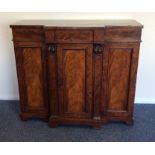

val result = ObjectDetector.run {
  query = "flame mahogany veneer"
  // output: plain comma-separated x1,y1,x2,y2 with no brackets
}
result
10,20,143,128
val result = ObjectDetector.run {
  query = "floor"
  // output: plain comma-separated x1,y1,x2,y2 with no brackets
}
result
0,100,155,142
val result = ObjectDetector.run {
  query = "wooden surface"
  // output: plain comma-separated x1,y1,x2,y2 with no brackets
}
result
14,46,49,120
10,20,143,27
64,50,85,113
11,20,143,128
107,48,131,111
23,48,44,108
57,44,92,119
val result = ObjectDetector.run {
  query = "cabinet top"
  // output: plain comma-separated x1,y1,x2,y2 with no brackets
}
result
10,20,143,28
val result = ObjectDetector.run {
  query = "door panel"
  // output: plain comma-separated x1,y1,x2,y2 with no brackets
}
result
16,47,47,111
57,44,93,118
107,45,133,112
64,50,85,113
23,48,44,108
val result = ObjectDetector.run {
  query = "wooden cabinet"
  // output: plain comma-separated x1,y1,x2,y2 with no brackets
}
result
10,20,143,128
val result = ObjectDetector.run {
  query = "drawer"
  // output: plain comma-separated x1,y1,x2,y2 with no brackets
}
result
55,29,93,43
12,28,43,41
105,27,142,42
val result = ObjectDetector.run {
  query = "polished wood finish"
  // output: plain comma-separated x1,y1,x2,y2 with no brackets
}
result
10,20,143,128
55,29,93,43
14,46,49,120
57,44,93,118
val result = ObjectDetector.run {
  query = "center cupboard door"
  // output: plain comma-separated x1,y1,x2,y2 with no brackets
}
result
57,44,93,119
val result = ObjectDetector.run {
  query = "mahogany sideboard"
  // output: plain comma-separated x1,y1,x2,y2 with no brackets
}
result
10,20,143,128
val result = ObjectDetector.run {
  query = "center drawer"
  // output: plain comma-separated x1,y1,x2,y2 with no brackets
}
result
45,28,93,43
55,29,93,43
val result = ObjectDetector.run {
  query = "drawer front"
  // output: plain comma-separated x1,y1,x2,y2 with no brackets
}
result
55,29,93,43
105,27,141,42
12,28,43,41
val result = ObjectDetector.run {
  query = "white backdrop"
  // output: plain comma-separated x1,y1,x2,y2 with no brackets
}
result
0,12,154,103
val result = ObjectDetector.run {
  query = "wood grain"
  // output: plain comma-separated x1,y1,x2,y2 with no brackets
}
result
47,45,59,117
64,50,85,113
57,44,92,118
55,29,93,43
12,27,43,41
107,48,132,111
105,27,142,42
93,44,103,120
23,48,44,108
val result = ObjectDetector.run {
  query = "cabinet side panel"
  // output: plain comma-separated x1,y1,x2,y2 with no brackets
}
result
14,48,26,110
63,50,85,113
108,48,132,111
23,48,44,108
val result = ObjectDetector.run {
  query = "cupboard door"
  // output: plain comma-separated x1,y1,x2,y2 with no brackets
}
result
15,46,48,116
57,44,93,118
105,43,139,116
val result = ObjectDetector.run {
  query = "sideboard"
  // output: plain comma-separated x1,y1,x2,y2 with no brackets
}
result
10,20,143,128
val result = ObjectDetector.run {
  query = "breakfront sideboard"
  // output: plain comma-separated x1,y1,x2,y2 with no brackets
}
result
10,20,143,128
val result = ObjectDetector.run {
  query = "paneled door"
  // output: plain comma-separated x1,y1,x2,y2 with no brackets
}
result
104,42,140,120
15,46,48,119
57,44,93,119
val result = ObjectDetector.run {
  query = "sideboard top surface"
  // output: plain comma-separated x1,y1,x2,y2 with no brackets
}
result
10,20,143,28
